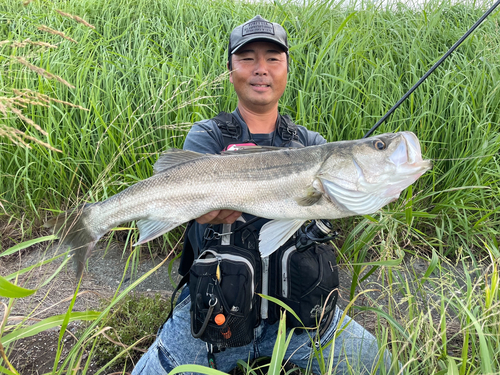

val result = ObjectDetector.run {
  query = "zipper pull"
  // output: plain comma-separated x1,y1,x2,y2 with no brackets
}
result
216,259,222,283
207,352,217,369
207,344,217,369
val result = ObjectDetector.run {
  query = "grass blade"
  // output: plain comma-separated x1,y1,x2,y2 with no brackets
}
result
0,276,35,298
1,311,100,346
0,236,57,258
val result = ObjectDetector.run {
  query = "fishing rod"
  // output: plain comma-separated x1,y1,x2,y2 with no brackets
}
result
363,0,500,138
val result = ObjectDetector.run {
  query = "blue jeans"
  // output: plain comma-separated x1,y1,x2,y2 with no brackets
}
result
132,287,393,374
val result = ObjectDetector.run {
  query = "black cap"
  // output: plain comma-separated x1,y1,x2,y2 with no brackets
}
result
228,15,288,57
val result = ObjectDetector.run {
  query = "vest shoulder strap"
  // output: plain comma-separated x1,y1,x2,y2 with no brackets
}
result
213,111,242,149
279,114,299,143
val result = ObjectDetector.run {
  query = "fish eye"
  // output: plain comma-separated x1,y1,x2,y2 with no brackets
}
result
373,140,386,150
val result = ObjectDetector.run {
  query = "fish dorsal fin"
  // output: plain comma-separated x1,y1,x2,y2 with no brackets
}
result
220,145,285,156
153,149,206,174
259,219,305,257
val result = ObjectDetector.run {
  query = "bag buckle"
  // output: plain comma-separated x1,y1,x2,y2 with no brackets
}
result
203,227,233,241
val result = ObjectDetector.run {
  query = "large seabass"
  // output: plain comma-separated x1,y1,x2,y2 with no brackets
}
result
47,131,432,277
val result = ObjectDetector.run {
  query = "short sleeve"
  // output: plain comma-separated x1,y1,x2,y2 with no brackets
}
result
296,125,327,147
183,120,225,154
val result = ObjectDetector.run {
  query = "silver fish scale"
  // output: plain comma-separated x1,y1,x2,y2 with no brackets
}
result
159,147,326,218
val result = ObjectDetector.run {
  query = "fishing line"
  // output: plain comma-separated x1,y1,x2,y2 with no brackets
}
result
363,0,500,138
431,153,497,162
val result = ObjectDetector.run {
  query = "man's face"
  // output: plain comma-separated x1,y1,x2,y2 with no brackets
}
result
229,41,288,113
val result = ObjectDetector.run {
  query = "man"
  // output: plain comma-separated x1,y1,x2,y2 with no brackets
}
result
133,15,393,374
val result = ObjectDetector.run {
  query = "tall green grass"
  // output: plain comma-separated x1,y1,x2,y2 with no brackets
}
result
1,0,498,256
1,0,500,373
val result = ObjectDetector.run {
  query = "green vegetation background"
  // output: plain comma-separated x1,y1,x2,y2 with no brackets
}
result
1,0,500,373
1,0,499,258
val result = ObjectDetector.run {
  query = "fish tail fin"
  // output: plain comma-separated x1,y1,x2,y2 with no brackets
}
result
44,203,98,279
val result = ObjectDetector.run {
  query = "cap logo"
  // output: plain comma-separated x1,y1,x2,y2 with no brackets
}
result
242,21,274,36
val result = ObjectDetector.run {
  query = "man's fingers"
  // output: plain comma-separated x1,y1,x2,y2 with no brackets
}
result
195,210,242,225
222,210,242,223
195,210,220,224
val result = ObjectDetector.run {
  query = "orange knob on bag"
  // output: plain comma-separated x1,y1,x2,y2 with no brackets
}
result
215,314,226,326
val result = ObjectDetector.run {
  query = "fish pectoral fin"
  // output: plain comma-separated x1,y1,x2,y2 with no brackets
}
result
294,185,322,206
153,149,206,174
319,177,389,214
133,219,180,245
259,219,305,257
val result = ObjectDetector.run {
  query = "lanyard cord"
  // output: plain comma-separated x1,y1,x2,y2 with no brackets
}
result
363,0,500,138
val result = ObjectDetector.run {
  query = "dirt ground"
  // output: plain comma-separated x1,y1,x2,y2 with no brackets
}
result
0,238,180,375
0,237,473,374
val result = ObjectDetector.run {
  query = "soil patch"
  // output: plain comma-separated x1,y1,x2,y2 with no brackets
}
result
1,239,181,374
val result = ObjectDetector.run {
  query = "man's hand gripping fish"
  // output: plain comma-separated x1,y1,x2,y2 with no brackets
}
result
46,131,432,278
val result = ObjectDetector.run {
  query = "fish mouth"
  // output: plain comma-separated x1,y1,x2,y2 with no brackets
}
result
390,131,432,171
380,131,432,198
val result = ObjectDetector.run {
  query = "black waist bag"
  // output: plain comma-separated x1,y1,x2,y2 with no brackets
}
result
271,243,339,328
189,245,261,348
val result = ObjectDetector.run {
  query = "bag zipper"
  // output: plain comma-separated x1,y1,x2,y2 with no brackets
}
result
261,256,269,319
281,245,296,298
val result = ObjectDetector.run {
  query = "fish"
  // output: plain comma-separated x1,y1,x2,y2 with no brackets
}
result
45,131,432,278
